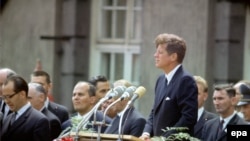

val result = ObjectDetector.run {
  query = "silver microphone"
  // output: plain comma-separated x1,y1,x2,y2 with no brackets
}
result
119,86,137,101
117,86,146,140
128,86,146,105
104,86,127,100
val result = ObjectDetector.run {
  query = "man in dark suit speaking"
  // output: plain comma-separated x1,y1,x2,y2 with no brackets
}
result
140,33,198,140
1,75,50,141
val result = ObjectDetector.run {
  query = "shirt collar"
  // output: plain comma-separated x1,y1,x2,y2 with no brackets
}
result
197,107,204,121
165,64,181,84
77,112,87,119
16,102,31,120
220,111,237,130
45,97,49,108
39,105,46,112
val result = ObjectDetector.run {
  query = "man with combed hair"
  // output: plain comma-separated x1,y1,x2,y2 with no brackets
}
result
28,82,61,140
202,84,247,141
1,75,50,141
193,75,217,139
140,33,198,140
88,75,111,101
30,70,69,124
0,68,16,121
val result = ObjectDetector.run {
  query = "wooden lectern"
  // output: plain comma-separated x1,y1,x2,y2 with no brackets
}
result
70,132,142,141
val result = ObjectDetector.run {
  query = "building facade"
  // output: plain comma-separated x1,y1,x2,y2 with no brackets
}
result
1,0,250,116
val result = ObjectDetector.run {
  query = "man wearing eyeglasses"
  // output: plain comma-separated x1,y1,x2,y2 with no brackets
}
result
0,68,16,121
1,75,50,141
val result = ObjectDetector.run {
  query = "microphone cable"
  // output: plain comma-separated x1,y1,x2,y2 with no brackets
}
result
117,106,134,141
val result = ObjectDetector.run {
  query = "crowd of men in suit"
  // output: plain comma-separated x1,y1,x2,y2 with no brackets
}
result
1,33,250,141
0,68,147,141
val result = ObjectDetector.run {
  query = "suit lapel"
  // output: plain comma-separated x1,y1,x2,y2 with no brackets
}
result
155,76,168,109
105,116,120,133
5,107,31,136
209,118,219,141
217,114,238,141
154,66,183,111
194,111,205,134
1,113,11,135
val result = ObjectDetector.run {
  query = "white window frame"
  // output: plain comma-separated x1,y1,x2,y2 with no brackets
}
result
90,0,142,85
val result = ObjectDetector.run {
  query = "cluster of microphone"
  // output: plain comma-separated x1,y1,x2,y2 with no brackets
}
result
104,85,146,102
72,85,146,141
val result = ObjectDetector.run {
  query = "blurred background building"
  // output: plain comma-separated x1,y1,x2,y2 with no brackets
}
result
0,0,250,116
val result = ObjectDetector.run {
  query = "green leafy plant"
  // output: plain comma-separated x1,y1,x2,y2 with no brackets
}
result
58,116,94,138
70,116,95,132
150,127,200,141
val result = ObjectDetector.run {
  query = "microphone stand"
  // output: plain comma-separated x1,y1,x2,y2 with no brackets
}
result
117,100,132,141
93,97,109,141
74,111,93,141
74,98,106,141
102,98,122,124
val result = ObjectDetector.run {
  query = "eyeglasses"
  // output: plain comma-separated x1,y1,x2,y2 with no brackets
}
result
1,92,19,100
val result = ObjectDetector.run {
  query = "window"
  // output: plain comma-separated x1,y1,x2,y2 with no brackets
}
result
90,0,142,85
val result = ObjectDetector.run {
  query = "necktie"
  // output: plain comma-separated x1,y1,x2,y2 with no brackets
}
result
216,119,224,139
165,78,168,86
1,102,5,113
219,120,224,130
10,112,17,126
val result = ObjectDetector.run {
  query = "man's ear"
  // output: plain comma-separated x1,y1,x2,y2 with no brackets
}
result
48,83,53,90
90,96,97,105
204,92,208,101
39,93,46,102
170,53,178,61
231,96,237,106
20,91,26,98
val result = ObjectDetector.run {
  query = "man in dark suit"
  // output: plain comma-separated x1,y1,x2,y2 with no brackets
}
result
104,80,146,137
105,107,146,137
0,68,16,121
140,33,198,140
61,81,111,134
1,75,50,141
202,84,247,141
30,70,69,123
28,82,61,140
88,75,111,102
193,76,217,139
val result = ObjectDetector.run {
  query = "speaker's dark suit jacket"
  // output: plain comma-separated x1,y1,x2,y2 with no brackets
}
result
202,114,247,141
194,110,217,139
62,111,112,133
104,107,146,137
143,66,198,137
1,106,50,141
41,107,62,140
48,101,69,124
